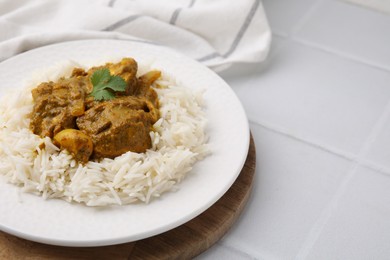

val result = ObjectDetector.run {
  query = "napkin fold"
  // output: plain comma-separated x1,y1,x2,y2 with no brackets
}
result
0,0,271,70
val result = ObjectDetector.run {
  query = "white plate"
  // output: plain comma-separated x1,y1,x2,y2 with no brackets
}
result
0,40,249,247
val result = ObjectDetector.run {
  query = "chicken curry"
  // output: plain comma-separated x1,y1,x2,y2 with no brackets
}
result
29,58,160,163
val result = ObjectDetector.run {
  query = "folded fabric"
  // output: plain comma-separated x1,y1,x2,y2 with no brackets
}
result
0,0,271,70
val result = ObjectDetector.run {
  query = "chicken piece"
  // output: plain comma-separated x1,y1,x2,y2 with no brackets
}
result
54,129,93,163
30,77,90,138
76,96,159,159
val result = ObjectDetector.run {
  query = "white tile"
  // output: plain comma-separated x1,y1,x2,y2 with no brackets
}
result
294,0,390,70
262,0,321,35
307,167,390,259
223,37,390,154
365,113,390,170
196,243,255,260
219,123,351,259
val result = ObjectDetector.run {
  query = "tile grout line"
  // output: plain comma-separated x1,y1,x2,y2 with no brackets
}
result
271,31,390,74
249,119,390,178
249,119,357,162
291,37,390,73
359,158,390,178
293,96,390,260
338,0,390,16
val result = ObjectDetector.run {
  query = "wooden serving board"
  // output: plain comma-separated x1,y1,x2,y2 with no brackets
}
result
0,135,256,260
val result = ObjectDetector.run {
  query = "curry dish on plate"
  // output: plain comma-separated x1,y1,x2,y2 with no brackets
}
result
30,58,161,163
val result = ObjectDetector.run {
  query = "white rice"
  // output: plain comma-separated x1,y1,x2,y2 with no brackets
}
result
0,60,209,206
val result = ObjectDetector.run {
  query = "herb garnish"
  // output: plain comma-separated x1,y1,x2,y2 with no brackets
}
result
90,68,127,101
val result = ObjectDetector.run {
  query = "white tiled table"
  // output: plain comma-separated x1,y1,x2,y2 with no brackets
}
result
197,0,390,259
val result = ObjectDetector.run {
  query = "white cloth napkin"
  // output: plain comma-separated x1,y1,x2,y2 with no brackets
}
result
0,0,271,70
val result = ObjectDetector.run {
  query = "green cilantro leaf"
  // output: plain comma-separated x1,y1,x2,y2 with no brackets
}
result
91,68,111,87
90,68,127,101
104,75,128,92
